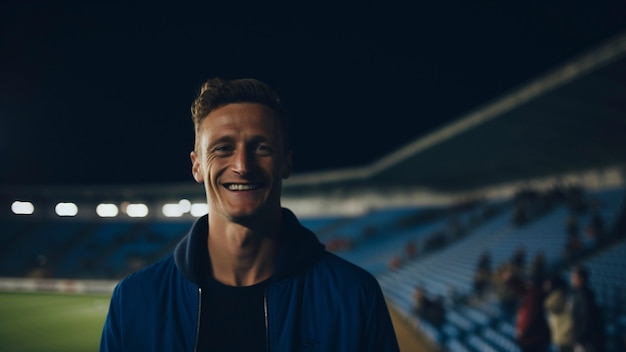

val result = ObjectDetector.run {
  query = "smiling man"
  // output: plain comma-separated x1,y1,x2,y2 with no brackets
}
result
100,78,400,351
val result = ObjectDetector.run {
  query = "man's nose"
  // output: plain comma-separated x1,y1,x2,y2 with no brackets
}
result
231,148,252,175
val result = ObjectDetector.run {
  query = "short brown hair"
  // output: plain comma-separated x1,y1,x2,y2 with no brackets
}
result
191,78,289,152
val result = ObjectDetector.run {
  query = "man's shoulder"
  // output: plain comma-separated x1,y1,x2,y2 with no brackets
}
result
315,251,379,287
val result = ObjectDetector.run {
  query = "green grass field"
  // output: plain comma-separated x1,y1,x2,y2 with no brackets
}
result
0,292,426,351
0,292,111,352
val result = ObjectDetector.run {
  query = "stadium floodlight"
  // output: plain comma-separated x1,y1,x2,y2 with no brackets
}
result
96,203,119,217
126,203,149,218
11,201,35,215
178,199,191,213
55,202,78,217
190,203,208,217
162,203,183,217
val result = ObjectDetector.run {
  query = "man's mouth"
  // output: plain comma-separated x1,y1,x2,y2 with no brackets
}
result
224,183,264,191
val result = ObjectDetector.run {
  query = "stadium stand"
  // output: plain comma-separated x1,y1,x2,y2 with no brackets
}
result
366,185,626,352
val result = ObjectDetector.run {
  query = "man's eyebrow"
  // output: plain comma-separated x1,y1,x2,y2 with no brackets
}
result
248,135,274,143
207,135,276,147
207,135,235,147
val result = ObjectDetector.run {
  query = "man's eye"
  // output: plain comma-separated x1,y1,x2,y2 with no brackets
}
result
213,145,233,153
255,144,273,154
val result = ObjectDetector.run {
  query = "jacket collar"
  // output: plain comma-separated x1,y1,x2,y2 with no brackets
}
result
173,208,325,287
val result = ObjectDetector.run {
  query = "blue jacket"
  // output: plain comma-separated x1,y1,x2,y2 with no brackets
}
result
100,209,400,351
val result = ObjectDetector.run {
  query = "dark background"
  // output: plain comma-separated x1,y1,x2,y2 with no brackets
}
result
2,0,625,186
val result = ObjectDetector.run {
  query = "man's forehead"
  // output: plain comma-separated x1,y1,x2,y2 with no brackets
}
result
197,110,281,142
200,103,277,127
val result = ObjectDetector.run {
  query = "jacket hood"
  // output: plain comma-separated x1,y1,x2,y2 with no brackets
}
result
173,208,325,286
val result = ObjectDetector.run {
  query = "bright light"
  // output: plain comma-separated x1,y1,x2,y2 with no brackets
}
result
162,203,183,217
178,199,191,213
11,201,34,215
190,203,208,217
55,202,78,217
96,203,119,217
162,199,192,217
126,203,148,218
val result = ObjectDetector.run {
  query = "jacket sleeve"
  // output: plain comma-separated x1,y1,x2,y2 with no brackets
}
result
100,282,123,352
362,279,401,352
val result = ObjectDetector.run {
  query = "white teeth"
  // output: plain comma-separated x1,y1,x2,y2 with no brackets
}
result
227,184,260,191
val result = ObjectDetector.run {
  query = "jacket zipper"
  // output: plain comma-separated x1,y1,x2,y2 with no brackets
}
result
194,287,202,352
264,286,270,352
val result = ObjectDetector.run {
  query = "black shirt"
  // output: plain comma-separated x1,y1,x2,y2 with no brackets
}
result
199,276,270,352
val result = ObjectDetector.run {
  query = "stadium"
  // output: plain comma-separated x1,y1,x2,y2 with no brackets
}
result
2,31,626,352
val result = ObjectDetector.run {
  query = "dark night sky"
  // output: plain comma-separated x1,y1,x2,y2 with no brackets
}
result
1,1,625,186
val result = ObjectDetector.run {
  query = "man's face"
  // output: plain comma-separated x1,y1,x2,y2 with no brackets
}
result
190,103,292,224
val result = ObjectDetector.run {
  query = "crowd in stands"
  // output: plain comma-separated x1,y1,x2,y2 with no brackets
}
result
404,183,626,352
493,263,606,352
412,285,447,331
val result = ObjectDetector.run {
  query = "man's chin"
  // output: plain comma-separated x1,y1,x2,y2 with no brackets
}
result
228,207,279,226
224,205,257,218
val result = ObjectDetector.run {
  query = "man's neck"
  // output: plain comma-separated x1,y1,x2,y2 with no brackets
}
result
207,214,280,287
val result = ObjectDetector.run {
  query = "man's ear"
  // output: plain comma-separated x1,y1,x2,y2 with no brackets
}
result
282,151,293,179
190,151,204,183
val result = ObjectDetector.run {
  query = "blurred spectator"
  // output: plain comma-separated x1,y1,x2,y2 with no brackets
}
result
563,214,583,260
473,251,492,299
388,255,402,270
508,272,551,352
429,296,446,331
563,233,582,260
529,252,546,283
423,230,447,252
544,275,574,352
585,211,605,246
412,286,445,331
495,263,524,320
325,237,353,251
405,241,418,260
570,266,605,352
412,286,432,320
511,246,527,276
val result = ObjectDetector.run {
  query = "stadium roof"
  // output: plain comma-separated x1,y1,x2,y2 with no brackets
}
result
284,31,626,193
2,32,626,204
